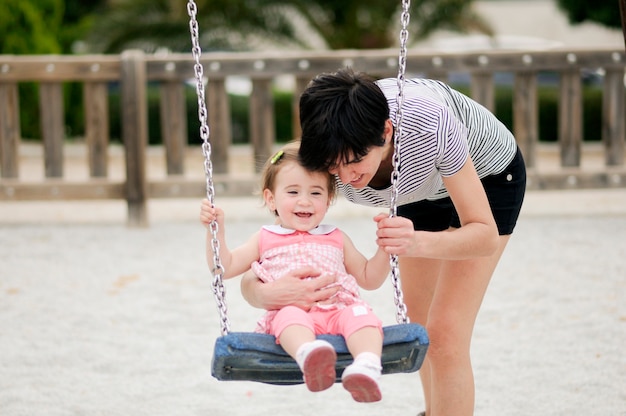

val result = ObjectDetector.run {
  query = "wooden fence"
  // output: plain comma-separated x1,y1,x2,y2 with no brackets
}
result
0,48,625,226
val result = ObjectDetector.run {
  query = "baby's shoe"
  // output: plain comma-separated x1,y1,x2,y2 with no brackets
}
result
341,353,382,402
296,340,337,392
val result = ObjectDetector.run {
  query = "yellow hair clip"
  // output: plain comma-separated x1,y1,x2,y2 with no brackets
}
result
270,150,284,164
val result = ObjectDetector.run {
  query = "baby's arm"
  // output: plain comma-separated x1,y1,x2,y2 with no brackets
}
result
200,199,260,279
342,232,390,291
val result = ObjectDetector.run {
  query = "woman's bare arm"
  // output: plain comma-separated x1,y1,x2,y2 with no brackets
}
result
240,267,340,310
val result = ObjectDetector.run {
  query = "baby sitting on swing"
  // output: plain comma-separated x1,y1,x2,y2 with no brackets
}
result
199,140,390,402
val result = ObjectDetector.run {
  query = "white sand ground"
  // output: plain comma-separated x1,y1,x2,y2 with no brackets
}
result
1,189,625,415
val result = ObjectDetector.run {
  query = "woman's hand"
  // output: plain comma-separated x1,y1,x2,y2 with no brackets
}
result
374,213,418,256
241,267,339,311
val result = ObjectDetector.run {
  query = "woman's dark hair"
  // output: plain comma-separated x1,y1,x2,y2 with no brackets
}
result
298,67,389,172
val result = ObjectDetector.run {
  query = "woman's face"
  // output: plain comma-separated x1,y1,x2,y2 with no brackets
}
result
329,119,393,188
329,145,387,189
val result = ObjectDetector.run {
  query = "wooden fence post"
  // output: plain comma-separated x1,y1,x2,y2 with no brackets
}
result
559,69,583,168
602,67,625,166
471,71,495,113
84,82,110,177
207,76,231,174
0,82,20,178
249,77,275,172
121,50,149,227
160,81,187,175
292,75,310,140
513,71,539,168
39,82,64,178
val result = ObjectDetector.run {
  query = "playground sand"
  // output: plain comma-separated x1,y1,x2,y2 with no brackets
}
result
0,189,625,415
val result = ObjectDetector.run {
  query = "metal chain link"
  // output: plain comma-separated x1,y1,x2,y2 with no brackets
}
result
187,0,230,335
389,0,411,325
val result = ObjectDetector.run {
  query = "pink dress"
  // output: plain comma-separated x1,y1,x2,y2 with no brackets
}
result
252,224,365,333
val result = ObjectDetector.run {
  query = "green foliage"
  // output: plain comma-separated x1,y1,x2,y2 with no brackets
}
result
20,77,605,145
0,0,491,54
17,84,41,140
557,0,623,29
229,94,250,144
59,0,107,51
86,0,490,52
0,0,63,54
0,0,62,138
1,0,103,140
19,82,86,141
274,90,294,143
535,83,604,142
0,0,105,55
88,0,305,53
0,0,606,147
428,78,603,144
106,85,293,145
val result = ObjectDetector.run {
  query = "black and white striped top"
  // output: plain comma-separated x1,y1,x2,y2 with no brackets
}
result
339,78,518,208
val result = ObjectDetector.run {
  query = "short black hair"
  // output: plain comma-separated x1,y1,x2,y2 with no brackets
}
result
298,67,389,172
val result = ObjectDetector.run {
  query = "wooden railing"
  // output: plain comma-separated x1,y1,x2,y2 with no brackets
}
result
0,48,624,226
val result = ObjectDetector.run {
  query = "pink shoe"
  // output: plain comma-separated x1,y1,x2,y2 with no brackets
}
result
298,340,337,392
341,361,382,403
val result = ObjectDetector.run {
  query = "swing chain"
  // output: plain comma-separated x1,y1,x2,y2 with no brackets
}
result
189,0,411,329
187,0,231,335
389,0,411,325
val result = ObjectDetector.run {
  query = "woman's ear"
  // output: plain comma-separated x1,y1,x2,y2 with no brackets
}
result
384,119,394,142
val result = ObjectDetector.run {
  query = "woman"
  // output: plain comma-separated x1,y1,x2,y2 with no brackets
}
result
242,67,526,415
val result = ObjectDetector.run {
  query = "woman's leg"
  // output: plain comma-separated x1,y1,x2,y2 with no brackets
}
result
400,257,443,414
401,235,510,416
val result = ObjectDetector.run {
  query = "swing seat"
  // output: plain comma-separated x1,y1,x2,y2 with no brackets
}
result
211,323,429,385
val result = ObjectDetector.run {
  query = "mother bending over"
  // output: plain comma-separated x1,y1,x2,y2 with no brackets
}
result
242,68,526,416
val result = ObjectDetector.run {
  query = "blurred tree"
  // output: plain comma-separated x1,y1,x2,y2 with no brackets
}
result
0,0,107,140
304,0,492,49
0,0,63,54
87,0,492,52
58,0,108,53
557,0,623,29
0,0,107,54
88,0,304,52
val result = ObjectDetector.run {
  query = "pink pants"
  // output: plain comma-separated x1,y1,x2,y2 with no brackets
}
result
269,304,383,342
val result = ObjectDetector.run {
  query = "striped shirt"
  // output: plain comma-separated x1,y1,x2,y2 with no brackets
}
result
339,78,518,208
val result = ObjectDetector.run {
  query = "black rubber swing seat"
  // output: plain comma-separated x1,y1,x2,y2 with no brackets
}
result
211,323,429,385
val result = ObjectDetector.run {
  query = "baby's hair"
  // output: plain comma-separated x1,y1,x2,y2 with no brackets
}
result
261,140,337,214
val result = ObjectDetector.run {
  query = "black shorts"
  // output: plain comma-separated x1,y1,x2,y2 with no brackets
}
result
397,147,526,235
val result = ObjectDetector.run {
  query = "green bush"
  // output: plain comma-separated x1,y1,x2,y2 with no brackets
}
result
19,80,604,145
454,83,603,143
18,83,40,140
113,86,294,145
19,82,85,141
182,88,294,145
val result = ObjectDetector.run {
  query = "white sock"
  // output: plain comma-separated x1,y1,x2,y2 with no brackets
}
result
295,341,313,369
295,340,331,370
353,352,382,371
